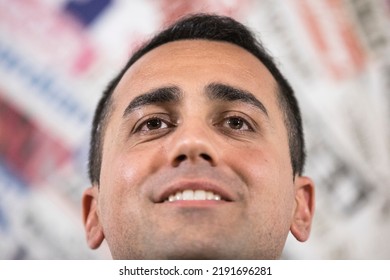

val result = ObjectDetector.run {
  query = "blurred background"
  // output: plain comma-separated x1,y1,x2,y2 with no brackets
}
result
0,0,389,259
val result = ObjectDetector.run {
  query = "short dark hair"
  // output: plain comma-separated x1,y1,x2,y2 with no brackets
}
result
88,13,306,184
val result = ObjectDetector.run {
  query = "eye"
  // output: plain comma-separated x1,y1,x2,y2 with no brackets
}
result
223,116,252,131
136,117,172,132
145,118,165,130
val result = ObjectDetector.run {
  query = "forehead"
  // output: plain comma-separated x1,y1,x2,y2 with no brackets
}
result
112,40,277,108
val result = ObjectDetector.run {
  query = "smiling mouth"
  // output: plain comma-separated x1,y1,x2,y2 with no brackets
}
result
157,179,235,204
165,189,222,202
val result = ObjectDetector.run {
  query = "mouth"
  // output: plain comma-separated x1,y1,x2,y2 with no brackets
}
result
156,181,234,204
165,189,222,202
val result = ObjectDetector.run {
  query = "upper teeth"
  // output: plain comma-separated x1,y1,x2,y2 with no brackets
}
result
167,189,221,202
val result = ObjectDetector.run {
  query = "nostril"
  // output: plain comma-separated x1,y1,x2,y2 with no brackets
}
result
172,154,187,167
176,154,187,162
172,153,214,167
200,153,212,162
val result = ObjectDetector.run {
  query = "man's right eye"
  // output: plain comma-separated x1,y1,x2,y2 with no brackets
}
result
135,117,173,133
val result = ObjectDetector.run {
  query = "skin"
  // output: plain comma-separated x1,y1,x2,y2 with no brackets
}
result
83,40,315,259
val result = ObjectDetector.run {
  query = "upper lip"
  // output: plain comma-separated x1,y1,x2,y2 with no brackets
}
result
155,180,235,203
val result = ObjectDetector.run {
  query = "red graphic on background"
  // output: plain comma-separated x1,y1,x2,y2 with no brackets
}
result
0,95,71,186
295,0,367,80
387,0,390,15
0,0,98,76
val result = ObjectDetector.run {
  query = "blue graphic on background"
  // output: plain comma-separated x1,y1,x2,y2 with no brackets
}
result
0,205,7,232
0,160,29,192
0,42,91,125
64,0,113,26
0,160,30,232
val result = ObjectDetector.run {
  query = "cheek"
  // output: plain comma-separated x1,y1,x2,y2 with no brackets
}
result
228,144,294,210
99,143,166,210
225,143,295,246
98,146,164,245
228,145,280,188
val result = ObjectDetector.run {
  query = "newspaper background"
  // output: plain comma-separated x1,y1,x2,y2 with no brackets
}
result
0,0,389,259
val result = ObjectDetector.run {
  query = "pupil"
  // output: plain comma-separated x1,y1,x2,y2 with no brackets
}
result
228,117,243,129
147,119,161,129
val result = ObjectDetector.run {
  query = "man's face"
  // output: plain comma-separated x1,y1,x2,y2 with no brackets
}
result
83,40,314,259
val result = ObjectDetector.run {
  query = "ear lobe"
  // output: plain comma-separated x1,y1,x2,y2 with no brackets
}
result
82,186,105,249
290,176,315,242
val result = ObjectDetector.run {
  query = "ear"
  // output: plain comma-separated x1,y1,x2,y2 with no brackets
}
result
290,176,315,242
82,186,105,249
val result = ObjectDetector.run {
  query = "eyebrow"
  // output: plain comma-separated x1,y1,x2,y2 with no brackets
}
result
206,83,269,117
123,86,182,117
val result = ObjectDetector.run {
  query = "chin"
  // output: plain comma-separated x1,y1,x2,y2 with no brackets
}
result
150,241,255,260
163,249,235,260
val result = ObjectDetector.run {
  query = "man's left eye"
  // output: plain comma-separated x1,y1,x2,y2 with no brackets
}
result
224,116,252,131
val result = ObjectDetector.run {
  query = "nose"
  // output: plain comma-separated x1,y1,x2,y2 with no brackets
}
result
168,121,219,167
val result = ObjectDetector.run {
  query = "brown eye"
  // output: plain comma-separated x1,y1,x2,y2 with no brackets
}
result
225,116,251,131
138,117,170,132
227,117,244,129
146,118,163,130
